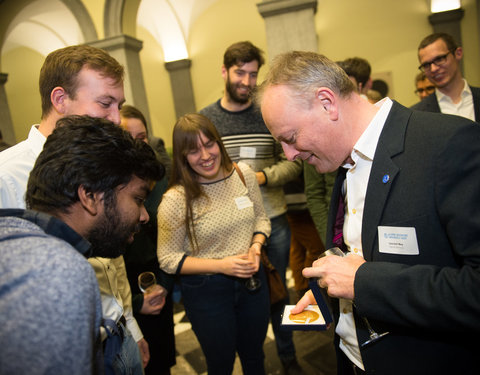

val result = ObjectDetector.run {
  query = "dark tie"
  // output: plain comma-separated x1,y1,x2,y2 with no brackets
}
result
332,178,348,253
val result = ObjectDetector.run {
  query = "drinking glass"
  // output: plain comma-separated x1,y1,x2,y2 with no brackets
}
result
138,271,156,293
245,246,261,292
319,247,389,346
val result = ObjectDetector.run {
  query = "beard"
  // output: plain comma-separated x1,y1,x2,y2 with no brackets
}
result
225,75,252,104
87,194,140,258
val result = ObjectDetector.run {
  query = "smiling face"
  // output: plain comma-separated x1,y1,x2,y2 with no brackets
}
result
223,60,259,104
186,132,224,183
63,67,125,125
88,175,150,258
260,85,351,173
418,38,462,91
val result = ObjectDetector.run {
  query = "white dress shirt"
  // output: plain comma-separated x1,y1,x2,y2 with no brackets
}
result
337,98,393,370
437,79,475,121
0,125,46,208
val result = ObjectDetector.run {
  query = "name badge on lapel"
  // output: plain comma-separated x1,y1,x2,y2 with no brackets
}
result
235,196,253,210
378,226,419,255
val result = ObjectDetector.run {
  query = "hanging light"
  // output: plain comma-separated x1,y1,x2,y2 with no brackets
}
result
431,0,461,13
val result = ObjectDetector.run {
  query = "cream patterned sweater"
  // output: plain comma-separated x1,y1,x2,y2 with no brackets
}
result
157,162,271,274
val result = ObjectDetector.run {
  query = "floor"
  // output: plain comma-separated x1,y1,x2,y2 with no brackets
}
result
170,270,337,375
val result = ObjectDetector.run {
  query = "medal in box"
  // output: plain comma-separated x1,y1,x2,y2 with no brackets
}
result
281,278,333,331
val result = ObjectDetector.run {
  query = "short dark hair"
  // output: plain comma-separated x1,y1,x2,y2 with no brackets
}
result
337,57,371,86
26,115,164,214
418,33,458,52
39,45,124,119
120,104,149,136
223,41,265,70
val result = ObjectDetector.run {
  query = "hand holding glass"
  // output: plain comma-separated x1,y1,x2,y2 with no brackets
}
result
319,247,389,346
138,272,157,293
245,246,261,292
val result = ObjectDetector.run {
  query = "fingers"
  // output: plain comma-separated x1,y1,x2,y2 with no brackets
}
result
302,266,320,279
290,290,316,314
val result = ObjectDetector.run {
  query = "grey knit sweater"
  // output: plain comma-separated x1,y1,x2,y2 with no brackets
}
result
0,210,104,375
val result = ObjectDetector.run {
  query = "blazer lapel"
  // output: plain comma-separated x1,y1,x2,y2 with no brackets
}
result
426,93,441,113
471,86,480,122
361,101,412,260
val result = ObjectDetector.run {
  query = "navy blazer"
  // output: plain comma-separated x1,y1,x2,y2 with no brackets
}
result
410,85,480,122
326,101,480,374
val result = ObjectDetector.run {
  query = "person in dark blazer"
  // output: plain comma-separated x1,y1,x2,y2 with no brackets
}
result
411,32,480,122
256,50,480,375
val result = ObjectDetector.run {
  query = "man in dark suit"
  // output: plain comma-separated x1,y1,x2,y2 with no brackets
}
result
256,51,480,375
411,32,480,122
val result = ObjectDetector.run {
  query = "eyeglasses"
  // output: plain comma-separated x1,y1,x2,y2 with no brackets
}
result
415,86,435,95
418,51,452,72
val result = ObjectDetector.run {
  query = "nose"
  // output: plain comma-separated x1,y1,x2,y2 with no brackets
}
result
108,108,121,125
200,146,210,160
241,74,250,86
140,205,150,225
281,143,300,161
429,63,440,74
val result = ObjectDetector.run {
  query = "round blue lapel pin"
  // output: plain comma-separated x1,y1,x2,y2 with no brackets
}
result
382,174,390,184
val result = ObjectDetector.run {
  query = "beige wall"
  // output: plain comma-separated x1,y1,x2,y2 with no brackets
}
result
2,48,43,141
1,0,479,147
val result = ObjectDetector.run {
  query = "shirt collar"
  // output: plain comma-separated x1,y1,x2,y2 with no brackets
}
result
0,209,92,257
343,97,393,169
29,125,47,157
436,79,472,102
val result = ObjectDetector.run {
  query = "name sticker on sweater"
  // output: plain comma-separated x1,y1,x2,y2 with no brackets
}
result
235,196,253,210
378,226,419,255
239,146,256,158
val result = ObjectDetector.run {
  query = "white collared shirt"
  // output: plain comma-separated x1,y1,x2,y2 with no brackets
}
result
436,79,475,121
337,97,393,370
0,125,46,208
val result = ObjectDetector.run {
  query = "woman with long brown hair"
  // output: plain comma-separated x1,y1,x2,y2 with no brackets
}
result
157,113,271,374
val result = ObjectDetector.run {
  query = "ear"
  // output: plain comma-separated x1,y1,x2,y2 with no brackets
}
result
454,46,463,61
221,65,228,81
77,185,104,216
315,87,339,121
50,86,68,114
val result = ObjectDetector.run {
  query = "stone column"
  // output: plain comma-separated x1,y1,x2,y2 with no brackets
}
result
165,59,196,119
428,8,464,73
257,0,318,58
89,35,152,130
0,73,15,145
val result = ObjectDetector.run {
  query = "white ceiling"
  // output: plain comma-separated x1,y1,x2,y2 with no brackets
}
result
1,0,219,61
2,0,83,56
138,0,218,61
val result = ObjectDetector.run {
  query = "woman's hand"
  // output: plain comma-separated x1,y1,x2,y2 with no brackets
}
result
248,242,262,272
220,254,257,278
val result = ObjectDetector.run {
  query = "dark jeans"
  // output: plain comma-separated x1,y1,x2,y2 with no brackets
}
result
267,214,296,361
180,264,270,375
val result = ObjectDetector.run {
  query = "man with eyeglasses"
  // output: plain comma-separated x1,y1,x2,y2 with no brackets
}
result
414,72,435,100
411,33,480,122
